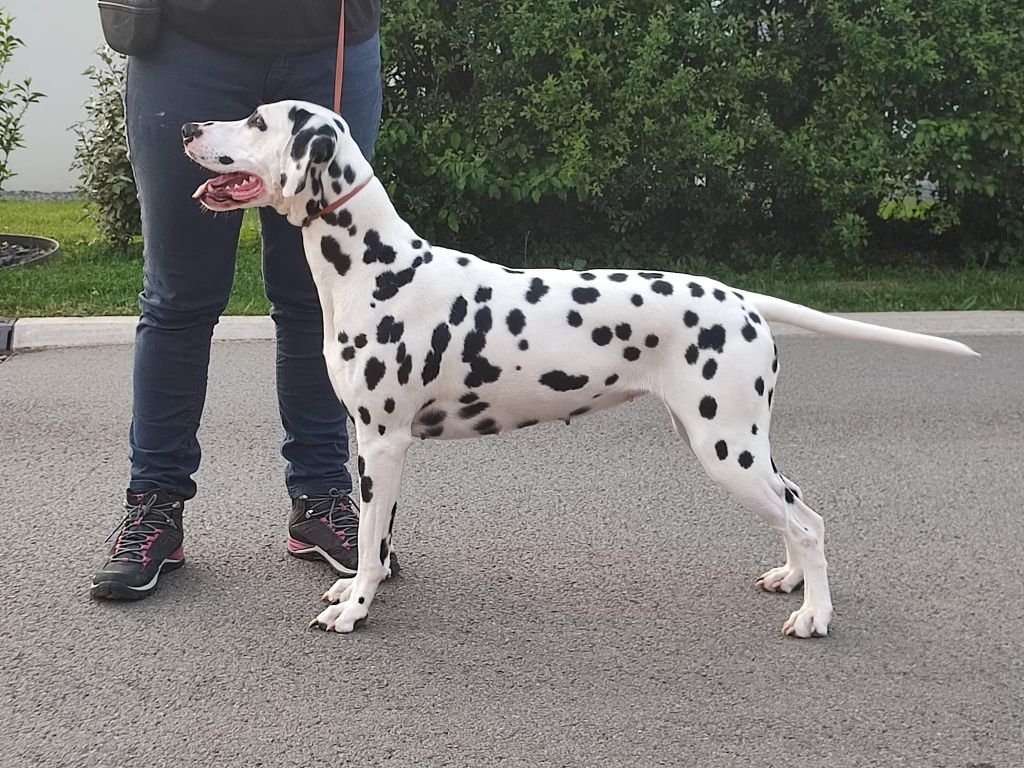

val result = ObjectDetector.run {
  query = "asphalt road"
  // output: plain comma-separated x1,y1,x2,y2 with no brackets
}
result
1,335,1021,768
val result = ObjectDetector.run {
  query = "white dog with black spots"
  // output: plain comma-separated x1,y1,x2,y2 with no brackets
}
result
182,100,978,637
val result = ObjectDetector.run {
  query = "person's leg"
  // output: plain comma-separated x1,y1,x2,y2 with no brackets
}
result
259,34,386,577
93,29,270,599
126,29,269,500
260,33,383,499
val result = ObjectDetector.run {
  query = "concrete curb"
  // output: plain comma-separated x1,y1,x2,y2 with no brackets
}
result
5,311,1024,352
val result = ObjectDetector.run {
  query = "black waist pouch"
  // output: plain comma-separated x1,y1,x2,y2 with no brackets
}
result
97,0,162,56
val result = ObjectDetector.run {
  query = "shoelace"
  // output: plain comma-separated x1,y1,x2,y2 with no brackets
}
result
303,489,359,550
105,495,180,564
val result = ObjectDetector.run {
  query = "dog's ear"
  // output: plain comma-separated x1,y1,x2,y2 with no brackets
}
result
280,128,337,198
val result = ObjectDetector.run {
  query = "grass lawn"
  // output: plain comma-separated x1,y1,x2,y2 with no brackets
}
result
1,199,1022,317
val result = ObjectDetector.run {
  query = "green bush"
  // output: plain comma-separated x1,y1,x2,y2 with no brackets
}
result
377,0,1024,266
0,10,44,195
71,47,140,249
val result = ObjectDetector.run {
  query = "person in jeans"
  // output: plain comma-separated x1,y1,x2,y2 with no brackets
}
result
90,0,393,599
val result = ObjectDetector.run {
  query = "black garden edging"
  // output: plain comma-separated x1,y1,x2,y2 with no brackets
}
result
0,234,60,269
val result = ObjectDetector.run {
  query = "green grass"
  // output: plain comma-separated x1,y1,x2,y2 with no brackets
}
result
1,199,1022,317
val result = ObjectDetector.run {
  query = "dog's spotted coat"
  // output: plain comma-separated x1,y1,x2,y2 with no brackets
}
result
183,101,979,638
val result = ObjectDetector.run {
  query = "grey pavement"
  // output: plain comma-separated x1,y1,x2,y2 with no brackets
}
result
0,334,1022,767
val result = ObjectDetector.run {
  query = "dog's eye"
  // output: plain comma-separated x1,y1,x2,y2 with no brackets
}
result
247,112,267,131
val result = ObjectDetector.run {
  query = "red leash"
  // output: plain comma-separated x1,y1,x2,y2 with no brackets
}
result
333,0,345,113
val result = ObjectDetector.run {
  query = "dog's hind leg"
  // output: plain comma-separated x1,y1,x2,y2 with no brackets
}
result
664,389,833,637
311,429,412,633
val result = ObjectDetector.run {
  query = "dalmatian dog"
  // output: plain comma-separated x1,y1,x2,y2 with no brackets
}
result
182,100,978,638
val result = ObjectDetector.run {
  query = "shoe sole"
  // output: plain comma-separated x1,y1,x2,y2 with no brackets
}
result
90,557,185,601
286,538,358,577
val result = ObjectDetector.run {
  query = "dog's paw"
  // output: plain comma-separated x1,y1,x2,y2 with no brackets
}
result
322,577,355,604
309,597,368,634
756,564,804,593
782,604,831,638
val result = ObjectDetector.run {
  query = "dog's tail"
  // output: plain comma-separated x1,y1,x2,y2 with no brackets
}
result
746,292,980,357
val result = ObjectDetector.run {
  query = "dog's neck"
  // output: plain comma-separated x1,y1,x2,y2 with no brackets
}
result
295,171,426,289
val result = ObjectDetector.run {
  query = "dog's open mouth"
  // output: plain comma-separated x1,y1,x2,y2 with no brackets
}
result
192,172,265,209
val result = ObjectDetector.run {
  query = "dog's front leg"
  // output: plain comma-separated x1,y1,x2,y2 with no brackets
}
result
311,430,411,633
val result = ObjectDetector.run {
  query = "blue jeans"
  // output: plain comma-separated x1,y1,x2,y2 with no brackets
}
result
124,28,382,500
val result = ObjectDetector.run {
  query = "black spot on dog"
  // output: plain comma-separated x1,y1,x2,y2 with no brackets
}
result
320,236,351,276
358,407,371,425
650,280,673,296
638,272,664,279
738,451,754,469
423,252,433,263
688,282,705,298
457,257,469,266
462,307,503,388
343,165,355,184
322,208,353,228
699,395,718,419
734,291,744,300
354,334,367,348
567,310,583,327
631,294,644,307
615,324,632,341
580,272,596,281
623,347,641,361
784,488,795,504
742,323,758,341
459,401,490,419
422,323,452,384
768,388,774,407
341,346,356,361
373,267,417,301
713,289,726,301
384,398,396,413
338,332,348,343
702,359,718,379
749,311,762,325
459,393,479,406
506,309,526,335
715,440,729,460
328,160,341,178
289,106,313,134
279,173,287,186
360,475,373,503
519,339,529,350
685,345,699,365
572,287,600,304
332,180,342,194
645,334,659,348
503,267,525,274
449,295,468,326
475,286,492,303
517,419,539,429
683,310,699,327
363,230,397,265
609,273,628,282
605,374,619,385
755,376,765,396
364,358,386,390
526,278,549,304
569,406,590,417
378,424,386,436
411,239,423,249
540,371,589,391
396,343,412,384
752,424,758,435
474,418,500,435
698,324,726,353
377,316,404,344
421,426,444,438
419,408,446,426
592,326,613,346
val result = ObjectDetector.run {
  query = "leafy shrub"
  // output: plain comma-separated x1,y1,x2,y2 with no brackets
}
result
71,47,140,248
0,10,44,195
378,0,1024,266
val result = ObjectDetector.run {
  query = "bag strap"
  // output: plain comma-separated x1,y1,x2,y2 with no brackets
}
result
333,0,345,113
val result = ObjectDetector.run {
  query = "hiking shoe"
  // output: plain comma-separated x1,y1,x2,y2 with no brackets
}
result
90,490,185,600
287,489,399,577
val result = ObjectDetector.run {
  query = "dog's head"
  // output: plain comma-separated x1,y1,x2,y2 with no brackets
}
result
182,100,371,225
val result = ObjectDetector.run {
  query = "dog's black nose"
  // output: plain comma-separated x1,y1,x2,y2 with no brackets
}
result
181,122,203,143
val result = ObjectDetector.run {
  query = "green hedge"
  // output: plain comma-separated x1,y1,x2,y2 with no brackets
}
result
376,0,1024,267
